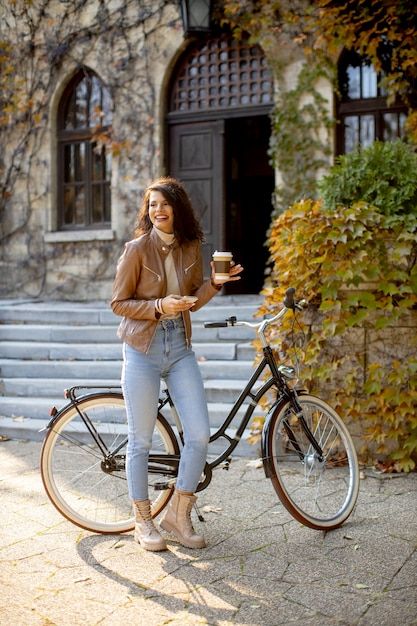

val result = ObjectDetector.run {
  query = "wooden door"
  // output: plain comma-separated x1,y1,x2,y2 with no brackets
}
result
169,120,225,278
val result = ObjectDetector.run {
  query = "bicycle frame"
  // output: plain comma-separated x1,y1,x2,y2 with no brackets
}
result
164,344,294,469
158,299,316,490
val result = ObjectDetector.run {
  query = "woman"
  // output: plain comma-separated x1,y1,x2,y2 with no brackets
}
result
111,177,242,551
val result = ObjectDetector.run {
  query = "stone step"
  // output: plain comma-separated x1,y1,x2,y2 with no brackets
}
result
0,324,121,343
0,395,266,431
1,378,122,398
0,358,254,380
0,301,117,325
1,376,256,403
0,296,265,457
0,322,258,343
0,341,124,361
0,340,252,362
0,296,263,325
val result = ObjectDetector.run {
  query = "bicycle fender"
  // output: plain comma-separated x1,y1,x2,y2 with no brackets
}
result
261,390,308,478
44,392,125,430
261,396,290,478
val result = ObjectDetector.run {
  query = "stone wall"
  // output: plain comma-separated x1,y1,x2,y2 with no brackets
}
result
0,0,184,301
300,308,417,458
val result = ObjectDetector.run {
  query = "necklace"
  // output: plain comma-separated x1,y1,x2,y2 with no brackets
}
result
153,226,175,251
161,242,175,252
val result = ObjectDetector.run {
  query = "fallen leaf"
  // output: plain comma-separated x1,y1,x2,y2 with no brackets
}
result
202,505,222,514
374,460,403,474
246,458,263,469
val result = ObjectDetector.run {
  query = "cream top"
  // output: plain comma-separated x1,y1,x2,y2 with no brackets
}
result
154,227,181,319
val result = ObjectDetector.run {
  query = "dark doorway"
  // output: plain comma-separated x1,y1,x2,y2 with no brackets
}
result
224,116,274,294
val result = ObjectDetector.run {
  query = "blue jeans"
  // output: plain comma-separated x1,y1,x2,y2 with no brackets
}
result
121,318,210,500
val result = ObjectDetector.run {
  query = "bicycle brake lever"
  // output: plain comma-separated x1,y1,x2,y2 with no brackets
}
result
294,299,306,311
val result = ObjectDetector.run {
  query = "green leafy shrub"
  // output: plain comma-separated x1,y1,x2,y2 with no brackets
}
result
319,139,417,218
258,199,417,471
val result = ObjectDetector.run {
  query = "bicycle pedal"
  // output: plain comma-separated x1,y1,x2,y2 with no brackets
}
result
153,479,176,491
153,482,171,490
221,457,231,470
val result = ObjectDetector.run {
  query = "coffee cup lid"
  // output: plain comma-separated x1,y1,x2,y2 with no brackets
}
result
213,250,232,257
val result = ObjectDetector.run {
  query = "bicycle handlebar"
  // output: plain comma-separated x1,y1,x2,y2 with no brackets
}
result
204,288,304,344
204,320,231,328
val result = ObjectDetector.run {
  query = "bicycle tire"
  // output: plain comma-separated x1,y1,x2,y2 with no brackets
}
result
40,393,179,534
267,394,359,530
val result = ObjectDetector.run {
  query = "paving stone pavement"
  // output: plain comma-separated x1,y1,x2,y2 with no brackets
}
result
0,437,416,626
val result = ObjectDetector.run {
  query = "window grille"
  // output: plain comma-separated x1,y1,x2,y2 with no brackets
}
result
170,36,273,113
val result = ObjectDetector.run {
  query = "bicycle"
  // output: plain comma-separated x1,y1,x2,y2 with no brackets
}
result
40,288,359,535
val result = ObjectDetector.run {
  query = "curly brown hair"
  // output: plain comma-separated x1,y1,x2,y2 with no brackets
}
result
134,177,205,245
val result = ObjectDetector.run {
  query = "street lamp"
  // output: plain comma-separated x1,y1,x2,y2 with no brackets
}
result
180,0,213,36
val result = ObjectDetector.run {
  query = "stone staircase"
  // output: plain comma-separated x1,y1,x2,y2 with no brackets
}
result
0,296,264,455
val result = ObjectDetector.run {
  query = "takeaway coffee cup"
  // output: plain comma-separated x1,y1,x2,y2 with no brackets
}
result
212,251,233,283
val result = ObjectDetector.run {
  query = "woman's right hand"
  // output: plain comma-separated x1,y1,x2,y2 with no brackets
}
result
161,294,195,314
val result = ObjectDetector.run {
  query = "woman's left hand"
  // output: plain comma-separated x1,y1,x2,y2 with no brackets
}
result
210,261,244,285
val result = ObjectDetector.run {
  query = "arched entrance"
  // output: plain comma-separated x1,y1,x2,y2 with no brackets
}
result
166,35,274,294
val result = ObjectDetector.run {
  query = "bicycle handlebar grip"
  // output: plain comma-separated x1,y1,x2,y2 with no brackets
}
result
204,321,228,328
283,287,295,308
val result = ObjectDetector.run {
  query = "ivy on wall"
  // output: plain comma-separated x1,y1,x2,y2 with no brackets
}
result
259,199,417,471
268,57,335,216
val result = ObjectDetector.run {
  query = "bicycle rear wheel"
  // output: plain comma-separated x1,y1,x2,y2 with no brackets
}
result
40,393,179,534
267,394,359,530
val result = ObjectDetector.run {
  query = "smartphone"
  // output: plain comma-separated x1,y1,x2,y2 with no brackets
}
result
181,296,198,304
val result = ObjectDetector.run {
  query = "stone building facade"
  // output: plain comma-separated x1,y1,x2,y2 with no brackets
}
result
0,0,324,300
0,1,407,302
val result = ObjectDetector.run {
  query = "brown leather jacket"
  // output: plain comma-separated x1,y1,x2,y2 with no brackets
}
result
111,228,220,353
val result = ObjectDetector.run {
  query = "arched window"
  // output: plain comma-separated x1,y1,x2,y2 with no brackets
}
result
58,69,112,229
336,50,407,154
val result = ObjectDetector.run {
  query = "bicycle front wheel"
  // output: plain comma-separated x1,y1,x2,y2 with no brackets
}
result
40,393,179,534
267,394,359,530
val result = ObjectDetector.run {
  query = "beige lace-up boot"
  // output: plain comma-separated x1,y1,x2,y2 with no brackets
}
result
160,489,206,549
133,499,167,551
